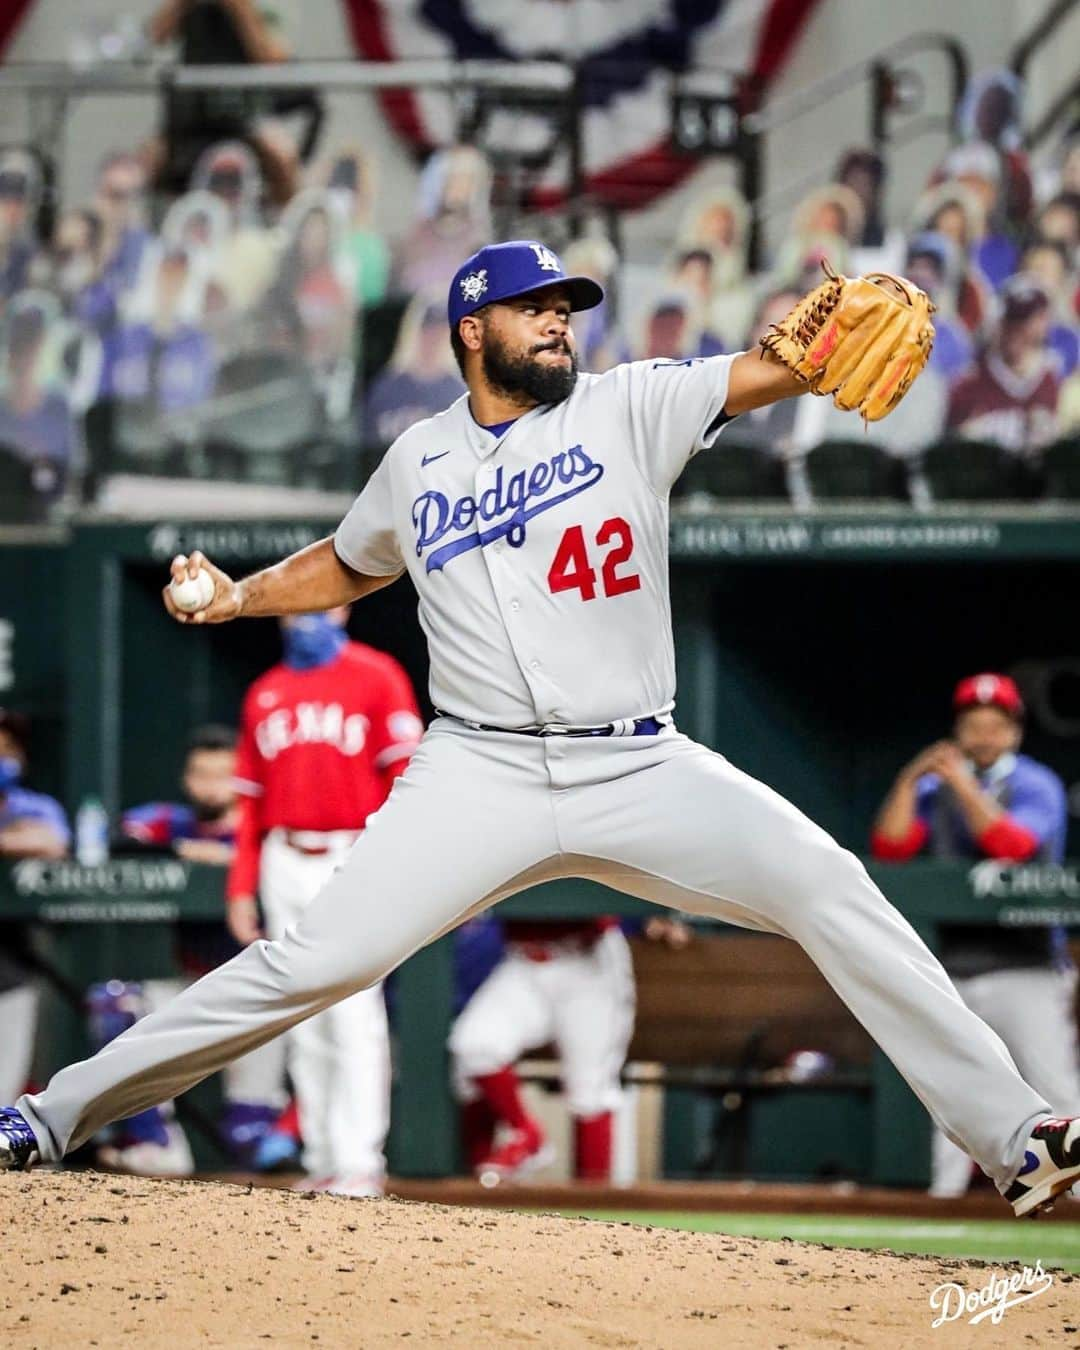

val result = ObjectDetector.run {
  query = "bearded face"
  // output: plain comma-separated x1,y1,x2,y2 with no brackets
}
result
478,317,579,406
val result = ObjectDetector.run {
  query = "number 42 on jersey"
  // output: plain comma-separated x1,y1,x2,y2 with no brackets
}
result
547,517,640,602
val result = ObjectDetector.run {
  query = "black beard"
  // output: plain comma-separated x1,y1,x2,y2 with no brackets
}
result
481,333,579,406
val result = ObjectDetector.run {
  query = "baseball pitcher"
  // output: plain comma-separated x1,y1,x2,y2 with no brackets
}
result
3,241,1078,1217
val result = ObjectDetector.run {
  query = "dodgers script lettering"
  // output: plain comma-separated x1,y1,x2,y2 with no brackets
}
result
411,445,605,573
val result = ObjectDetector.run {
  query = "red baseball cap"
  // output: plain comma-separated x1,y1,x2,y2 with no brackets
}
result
953,673,1024,717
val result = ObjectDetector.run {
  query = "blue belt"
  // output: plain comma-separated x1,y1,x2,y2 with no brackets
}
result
439,712,664,738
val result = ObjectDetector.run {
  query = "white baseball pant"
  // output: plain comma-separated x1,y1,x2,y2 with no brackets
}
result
930,965,1080,1196
450,927,635,1116
19,721,1053,1189
259,830,390,1180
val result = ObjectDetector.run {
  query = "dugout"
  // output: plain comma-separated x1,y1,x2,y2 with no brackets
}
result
671,518,1080,856
2,510,1079,1184
38,513,1080,845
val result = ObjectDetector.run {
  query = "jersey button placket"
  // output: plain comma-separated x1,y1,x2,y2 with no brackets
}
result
475,460,543,721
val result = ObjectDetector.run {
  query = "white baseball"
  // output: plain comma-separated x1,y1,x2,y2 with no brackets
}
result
170,568,215,613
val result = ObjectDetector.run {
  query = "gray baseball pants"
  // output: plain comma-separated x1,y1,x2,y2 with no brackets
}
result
930,966,1080,1195
18,721,1050,1186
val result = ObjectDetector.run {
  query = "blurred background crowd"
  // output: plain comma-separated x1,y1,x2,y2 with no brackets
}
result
0,1,1077,521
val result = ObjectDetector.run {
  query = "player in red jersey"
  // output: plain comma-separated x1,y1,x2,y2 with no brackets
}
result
226,606,422,1196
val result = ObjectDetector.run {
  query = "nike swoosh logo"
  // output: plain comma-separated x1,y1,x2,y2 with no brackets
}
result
421,451,451,467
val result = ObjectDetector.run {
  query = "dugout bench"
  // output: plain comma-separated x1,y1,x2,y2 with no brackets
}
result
3,857,1077,1187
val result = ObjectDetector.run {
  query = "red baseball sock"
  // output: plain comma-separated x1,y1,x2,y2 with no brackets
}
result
460,1098,498,1169
574,1112,613,1181
472,1067,534,1133
274,1098,301,1141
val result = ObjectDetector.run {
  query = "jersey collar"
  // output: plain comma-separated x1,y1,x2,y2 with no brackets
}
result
463,397,550,460
976,751,1018,786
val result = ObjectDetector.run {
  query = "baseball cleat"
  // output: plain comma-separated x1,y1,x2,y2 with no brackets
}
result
0,1107,39,1171
96,1118,194,1177
476,1124,555,1188
1006,1117,1080,1217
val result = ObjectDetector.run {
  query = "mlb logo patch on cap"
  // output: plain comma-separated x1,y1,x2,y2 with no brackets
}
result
448,240,604,328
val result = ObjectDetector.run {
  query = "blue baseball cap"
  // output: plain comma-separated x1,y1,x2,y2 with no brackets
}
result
448,240,604,329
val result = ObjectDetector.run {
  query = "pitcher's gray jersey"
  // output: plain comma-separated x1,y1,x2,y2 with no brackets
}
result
335,355,737,728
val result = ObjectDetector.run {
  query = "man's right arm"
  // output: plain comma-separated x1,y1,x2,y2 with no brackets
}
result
872,772,923,856
224,692,267,946
225,790,264,946
870,743,947,860
163,536,401,626
0,819,68,860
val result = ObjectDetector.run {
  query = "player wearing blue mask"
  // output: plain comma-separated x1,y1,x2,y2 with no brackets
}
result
219,606,423,1197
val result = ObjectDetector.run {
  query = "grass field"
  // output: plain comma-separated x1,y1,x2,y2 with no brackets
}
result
553,1211,1080,1273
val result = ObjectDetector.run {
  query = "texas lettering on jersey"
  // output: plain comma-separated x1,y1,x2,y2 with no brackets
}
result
411,444,605,573
227,642,423,897
254,702,370,760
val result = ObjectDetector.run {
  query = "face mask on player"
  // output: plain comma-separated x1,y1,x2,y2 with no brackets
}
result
282,614,347,671
0,755,23,791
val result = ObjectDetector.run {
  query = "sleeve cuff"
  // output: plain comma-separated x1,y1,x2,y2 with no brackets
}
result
374,742,418,769
870,820,928,861
332,532,404,578
978,816,1040,862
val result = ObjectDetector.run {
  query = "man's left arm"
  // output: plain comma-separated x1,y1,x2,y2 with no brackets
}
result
623,352,804,497
979,768,1066,862
624,268,931,493
224,694,267,945
938,750,1061,862
723,348,807,417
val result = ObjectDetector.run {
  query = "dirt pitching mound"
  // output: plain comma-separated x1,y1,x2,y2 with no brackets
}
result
0,1171,1074,1347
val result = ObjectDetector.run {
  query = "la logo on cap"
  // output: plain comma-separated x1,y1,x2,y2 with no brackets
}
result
530,244,560,272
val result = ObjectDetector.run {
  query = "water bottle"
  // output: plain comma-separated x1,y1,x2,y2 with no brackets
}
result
75,795,110,866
